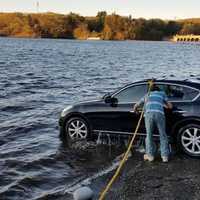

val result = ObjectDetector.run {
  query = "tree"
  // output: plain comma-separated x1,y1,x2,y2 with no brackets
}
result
73,23,89,39
179,23,200,35
165,21,181,36
102,14,126,40
96,11,107,32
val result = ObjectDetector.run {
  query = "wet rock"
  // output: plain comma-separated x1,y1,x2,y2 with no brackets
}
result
73,186,93,200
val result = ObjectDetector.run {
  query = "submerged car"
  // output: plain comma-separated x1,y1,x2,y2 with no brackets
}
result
59,79,200,158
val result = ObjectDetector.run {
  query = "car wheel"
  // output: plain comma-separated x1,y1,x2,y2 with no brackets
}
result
65,117,90,142
177,124,200,158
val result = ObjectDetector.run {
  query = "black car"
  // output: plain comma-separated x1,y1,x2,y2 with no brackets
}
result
59,80,200,158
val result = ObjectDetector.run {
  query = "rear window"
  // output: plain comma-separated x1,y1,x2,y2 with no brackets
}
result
157,84,199,101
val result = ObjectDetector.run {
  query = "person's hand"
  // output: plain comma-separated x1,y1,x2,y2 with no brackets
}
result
133,105,137,112
164,102,173,109
132,106,139,114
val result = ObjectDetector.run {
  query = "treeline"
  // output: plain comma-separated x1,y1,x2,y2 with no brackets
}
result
0,12,200,40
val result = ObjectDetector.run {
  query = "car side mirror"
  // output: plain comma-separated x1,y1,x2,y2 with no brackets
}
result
105,96,118,104
102,93,111,100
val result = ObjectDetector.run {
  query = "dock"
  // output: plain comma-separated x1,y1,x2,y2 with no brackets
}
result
173,34,200,42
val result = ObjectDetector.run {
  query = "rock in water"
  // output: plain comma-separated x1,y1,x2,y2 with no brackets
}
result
73,186,93,200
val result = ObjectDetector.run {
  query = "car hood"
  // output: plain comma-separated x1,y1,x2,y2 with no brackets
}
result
74,99,103,106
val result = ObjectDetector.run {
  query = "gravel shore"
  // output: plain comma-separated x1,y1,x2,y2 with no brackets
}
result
95,152,200,200
61,146,200,200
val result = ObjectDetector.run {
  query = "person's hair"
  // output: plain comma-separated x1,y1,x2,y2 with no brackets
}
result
150,84,160,91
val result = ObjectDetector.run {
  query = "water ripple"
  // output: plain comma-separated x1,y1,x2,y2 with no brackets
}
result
0,38,200,199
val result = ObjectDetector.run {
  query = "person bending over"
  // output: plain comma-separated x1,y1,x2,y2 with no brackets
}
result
133,84,172,162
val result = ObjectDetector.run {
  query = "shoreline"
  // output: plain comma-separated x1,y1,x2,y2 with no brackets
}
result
0,36,171,42
1,12,200,42
103,153,200,200
65,152,200,200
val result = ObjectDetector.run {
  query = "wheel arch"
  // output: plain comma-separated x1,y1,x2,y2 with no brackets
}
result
60,112,93,140
65,112,90,123
171,117,200,141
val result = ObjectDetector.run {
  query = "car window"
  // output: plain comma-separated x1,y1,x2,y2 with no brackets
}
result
157,84,199,101
114,84,147,103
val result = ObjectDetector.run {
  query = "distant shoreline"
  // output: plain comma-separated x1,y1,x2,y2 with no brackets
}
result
0,36,170,42
0,12,200,41
0,35,173,42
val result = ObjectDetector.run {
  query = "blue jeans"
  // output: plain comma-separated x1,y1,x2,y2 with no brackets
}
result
144,112,169,157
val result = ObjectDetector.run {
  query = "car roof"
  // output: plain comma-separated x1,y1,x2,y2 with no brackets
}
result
128,79,200,90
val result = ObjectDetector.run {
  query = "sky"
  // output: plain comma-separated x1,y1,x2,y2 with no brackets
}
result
0,0,199,19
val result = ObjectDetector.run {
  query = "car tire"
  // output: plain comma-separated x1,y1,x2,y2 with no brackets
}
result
177,124,200,158
65,117,90,142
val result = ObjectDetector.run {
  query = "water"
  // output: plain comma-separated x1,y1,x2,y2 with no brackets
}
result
0,38,200,199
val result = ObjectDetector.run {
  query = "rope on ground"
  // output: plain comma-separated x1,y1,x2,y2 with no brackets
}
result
98,79,154,200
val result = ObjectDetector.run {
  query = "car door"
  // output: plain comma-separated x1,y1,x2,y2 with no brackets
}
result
110,83,148,134
156,82,200,136
87,83,148,134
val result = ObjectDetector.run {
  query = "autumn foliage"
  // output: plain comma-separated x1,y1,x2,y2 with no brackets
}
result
0,12,200,40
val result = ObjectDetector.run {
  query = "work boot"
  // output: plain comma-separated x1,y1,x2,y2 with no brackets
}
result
143,154,154,162
162,156,169,163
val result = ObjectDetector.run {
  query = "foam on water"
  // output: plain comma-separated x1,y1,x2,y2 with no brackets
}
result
64,152,129,194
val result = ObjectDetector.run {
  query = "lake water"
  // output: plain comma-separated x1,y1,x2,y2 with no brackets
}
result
0,38,200,199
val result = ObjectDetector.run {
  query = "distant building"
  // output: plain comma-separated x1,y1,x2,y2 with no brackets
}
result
87,37,101,40
173,34,200,42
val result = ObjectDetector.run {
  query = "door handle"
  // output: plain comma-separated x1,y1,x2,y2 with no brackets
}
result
130,110,142,114
172,110,187,114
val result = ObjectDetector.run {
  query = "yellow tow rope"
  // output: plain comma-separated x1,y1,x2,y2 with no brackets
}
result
98,80,154,200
